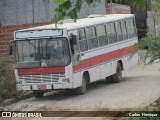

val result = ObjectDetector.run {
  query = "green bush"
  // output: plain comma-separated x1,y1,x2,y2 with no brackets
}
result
131,32,160,64
0,56,16,102
125,99,160,120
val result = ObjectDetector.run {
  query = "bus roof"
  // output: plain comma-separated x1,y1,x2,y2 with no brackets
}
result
17,14,134,32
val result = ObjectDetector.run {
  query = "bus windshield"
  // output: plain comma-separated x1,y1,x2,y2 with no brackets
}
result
15,38,70,68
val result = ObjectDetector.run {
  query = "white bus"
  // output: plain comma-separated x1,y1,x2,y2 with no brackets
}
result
13,14,138,98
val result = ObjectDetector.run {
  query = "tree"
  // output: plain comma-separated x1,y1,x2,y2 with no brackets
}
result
52,0,159,22
131,32,160,64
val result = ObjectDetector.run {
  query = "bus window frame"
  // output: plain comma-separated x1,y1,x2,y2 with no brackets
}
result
115,21,124,42
78,28,88,52
76,16,136,53
85,26,98,50
126,18,137,39
106,22,117,44
95,24,108,47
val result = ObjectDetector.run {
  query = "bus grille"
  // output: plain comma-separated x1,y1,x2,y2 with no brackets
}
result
18,74,65,83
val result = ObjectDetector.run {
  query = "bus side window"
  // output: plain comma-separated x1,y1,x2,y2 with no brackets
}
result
126,19,137,38
96,24,108,46
121,21,128,40
116,22,123,41
79,29,88,52
86,27,98,49
132,19,137,37
106,23,117,44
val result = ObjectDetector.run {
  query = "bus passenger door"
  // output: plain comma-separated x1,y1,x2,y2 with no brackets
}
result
68,30,80,65
68,30,81,88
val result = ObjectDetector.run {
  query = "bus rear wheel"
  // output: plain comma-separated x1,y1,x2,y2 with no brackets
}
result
75,75,87,95
33,91,44,98
111,63,122,83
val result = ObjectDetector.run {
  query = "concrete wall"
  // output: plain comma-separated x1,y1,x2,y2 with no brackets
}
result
0,0,55,26
106,3,131,14
0,0,106,26
78,0,106,18
0,0,106,56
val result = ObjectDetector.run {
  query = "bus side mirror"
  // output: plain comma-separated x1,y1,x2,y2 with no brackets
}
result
71,35,77,45
70,34,78,55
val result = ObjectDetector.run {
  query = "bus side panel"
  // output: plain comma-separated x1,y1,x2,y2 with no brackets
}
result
89,66,100,82
100,46,111,79
72,37,138,87
105,43,121,76
73,71,82,88
65,64,73,80
110,47,120,75
79,52,91,85
119,38,138,70
100,62,111,79
89,50,101,82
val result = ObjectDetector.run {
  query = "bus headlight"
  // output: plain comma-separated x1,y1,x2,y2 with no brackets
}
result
62,78,70,82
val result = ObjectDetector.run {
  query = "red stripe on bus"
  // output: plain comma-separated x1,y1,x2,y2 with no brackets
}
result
73,46,131,72
18,67,65,76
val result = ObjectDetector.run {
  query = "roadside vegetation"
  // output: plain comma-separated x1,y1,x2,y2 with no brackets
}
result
124,98,160,120
0,56,17,103
131,32,160,64
124,32,160,120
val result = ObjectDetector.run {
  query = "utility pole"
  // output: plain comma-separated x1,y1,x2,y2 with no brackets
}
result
32,0,35,27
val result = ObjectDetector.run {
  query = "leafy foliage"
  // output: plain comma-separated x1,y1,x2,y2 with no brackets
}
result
52,0,160,64
0,57,17,102
52,0,104,22
131,32,160,64
52,0,159,22
115,0,147,10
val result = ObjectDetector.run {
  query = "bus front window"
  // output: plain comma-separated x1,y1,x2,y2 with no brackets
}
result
15,38,70,68
39,38,70,67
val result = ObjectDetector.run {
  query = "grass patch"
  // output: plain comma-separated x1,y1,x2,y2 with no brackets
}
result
124,98,160,120
0,56,17,102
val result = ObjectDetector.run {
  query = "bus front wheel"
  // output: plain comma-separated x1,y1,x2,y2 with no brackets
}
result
75,75,87,95
111,63,122,83
33,90,44,98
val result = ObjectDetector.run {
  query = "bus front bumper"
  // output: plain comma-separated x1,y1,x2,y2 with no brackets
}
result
16,83,74,91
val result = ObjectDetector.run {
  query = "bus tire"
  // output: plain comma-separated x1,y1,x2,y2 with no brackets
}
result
75,75,87,95
33,91,44,98
111,63,122,83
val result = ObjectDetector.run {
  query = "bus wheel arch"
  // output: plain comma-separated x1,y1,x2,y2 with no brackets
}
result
118,60,123,70
83,71,90,84
75,71,90,95
111,62,122,83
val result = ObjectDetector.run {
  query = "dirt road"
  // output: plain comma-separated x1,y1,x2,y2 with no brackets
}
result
3,63,160,117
